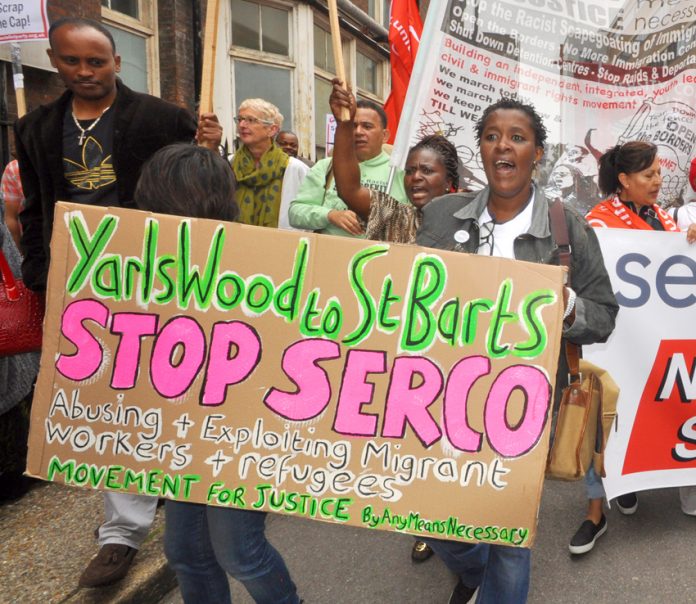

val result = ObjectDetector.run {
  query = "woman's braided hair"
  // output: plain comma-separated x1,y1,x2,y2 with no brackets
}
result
408,134,460,190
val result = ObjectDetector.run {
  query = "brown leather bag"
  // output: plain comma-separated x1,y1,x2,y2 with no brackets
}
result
545,200,618,480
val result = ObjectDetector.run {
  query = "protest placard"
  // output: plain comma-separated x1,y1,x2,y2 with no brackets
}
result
393,1,696,212
27,202,566,547
585,229,696,500
0,1,48,42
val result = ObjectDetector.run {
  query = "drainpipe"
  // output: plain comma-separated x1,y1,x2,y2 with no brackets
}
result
304,0,389,50
335,0,389,41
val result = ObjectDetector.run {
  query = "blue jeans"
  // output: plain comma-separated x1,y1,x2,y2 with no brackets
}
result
164,501,299,604
423,538,530,604
584,465,605,500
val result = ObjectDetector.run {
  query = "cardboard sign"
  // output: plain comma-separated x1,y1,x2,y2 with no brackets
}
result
28,202,565,547
584,229,696,500
0,1,48,42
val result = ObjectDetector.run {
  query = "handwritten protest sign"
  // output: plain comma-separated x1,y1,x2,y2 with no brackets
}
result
0,1,48,42
393,0,696,211
27,203,565,547
585,229,696,500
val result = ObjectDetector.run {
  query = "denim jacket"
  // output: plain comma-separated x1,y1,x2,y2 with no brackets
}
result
416,186,619,397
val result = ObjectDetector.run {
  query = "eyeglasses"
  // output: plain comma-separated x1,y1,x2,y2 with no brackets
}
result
478,221,495,256
233,115,274,126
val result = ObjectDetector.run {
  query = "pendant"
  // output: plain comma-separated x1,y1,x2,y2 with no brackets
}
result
78,132,85,146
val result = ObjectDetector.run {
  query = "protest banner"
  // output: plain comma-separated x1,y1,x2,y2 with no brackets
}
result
27,202,566,547
392,1,696,212
585,229,696,501
0,1,48,42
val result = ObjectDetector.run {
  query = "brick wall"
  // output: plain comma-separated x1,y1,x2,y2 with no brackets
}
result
158,0,197,111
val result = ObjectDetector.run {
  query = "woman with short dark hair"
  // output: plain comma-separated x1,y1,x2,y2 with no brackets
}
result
135,143,300,604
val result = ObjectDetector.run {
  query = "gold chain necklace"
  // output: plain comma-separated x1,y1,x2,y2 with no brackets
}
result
72,104,112,146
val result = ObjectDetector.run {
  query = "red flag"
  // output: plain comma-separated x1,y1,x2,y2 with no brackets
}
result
383,0,423,144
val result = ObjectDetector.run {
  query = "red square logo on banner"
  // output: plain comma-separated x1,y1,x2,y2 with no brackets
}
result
623,340,696,475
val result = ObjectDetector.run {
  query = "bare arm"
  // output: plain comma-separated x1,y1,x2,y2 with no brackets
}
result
330,79,372,220
4,197,21,249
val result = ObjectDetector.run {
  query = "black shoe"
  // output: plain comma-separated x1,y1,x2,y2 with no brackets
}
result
448,578,477,604
616,492,638,515
569,514,607,555
411,540,435,562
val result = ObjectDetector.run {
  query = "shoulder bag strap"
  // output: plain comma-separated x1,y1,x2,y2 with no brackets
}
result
548,199,581,382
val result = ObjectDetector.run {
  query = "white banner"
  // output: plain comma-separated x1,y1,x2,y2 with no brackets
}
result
586,229,696,500
0,0,48,42
393,0,696,211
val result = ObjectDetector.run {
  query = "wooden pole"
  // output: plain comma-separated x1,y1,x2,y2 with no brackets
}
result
10,43,26,118
327,0,349,120
199,0,220,116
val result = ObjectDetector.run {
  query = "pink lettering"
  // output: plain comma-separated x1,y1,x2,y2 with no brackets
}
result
382,357,443,446
201,321,262,406
110,313,158,389
443,356,490,452
484,365,551,457
333,350,386,436
264,338,340,420
56,299,108,381
150,317,206,399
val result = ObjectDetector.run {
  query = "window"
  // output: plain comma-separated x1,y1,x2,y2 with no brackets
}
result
356,50,379,96
101,1,157,94
101,0,138,19
367,0,390,27
232,0,289,55
313,25,335,74
230,1,294,140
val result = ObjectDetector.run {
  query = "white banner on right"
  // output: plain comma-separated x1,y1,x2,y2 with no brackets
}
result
586,228,696,501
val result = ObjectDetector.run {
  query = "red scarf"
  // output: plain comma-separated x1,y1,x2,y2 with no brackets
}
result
585,195,679,231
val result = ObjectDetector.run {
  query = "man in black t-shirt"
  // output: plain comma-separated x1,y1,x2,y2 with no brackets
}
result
15,16,223,589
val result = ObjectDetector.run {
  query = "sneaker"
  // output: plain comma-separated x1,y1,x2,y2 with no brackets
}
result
448,578,477,604
78,544,137,588
569,515,607,555
615,492,638,515
411,540,435,563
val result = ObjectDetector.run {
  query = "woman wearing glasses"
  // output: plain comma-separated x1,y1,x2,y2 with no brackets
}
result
415,98,618,604
231,99,309,228
570,141,696,556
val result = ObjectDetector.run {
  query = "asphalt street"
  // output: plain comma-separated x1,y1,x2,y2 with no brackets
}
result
159,479,696,603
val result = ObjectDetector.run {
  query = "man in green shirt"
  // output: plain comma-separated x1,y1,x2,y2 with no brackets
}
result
288,99,407,237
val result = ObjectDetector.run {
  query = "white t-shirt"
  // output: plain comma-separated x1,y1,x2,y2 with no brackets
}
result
278,157,310,231
476,192,535,259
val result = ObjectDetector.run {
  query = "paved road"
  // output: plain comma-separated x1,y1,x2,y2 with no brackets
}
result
160,480,696,603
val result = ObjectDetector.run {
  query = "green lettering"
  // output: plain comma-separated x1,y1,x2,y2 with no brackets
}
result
66,214,118,294
92,256,122,299
460,298,493,345
300,290,322,336
274,239,309,322
513,290,555,358
124,218,159,302
104,465,123,489
47,456,75,481
215,272,245,309
486,279,517,358
245,276,274,314
343,245,389,346
377,278,400,333
401,255,447,351
177,222,225,310
437,298,460,345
